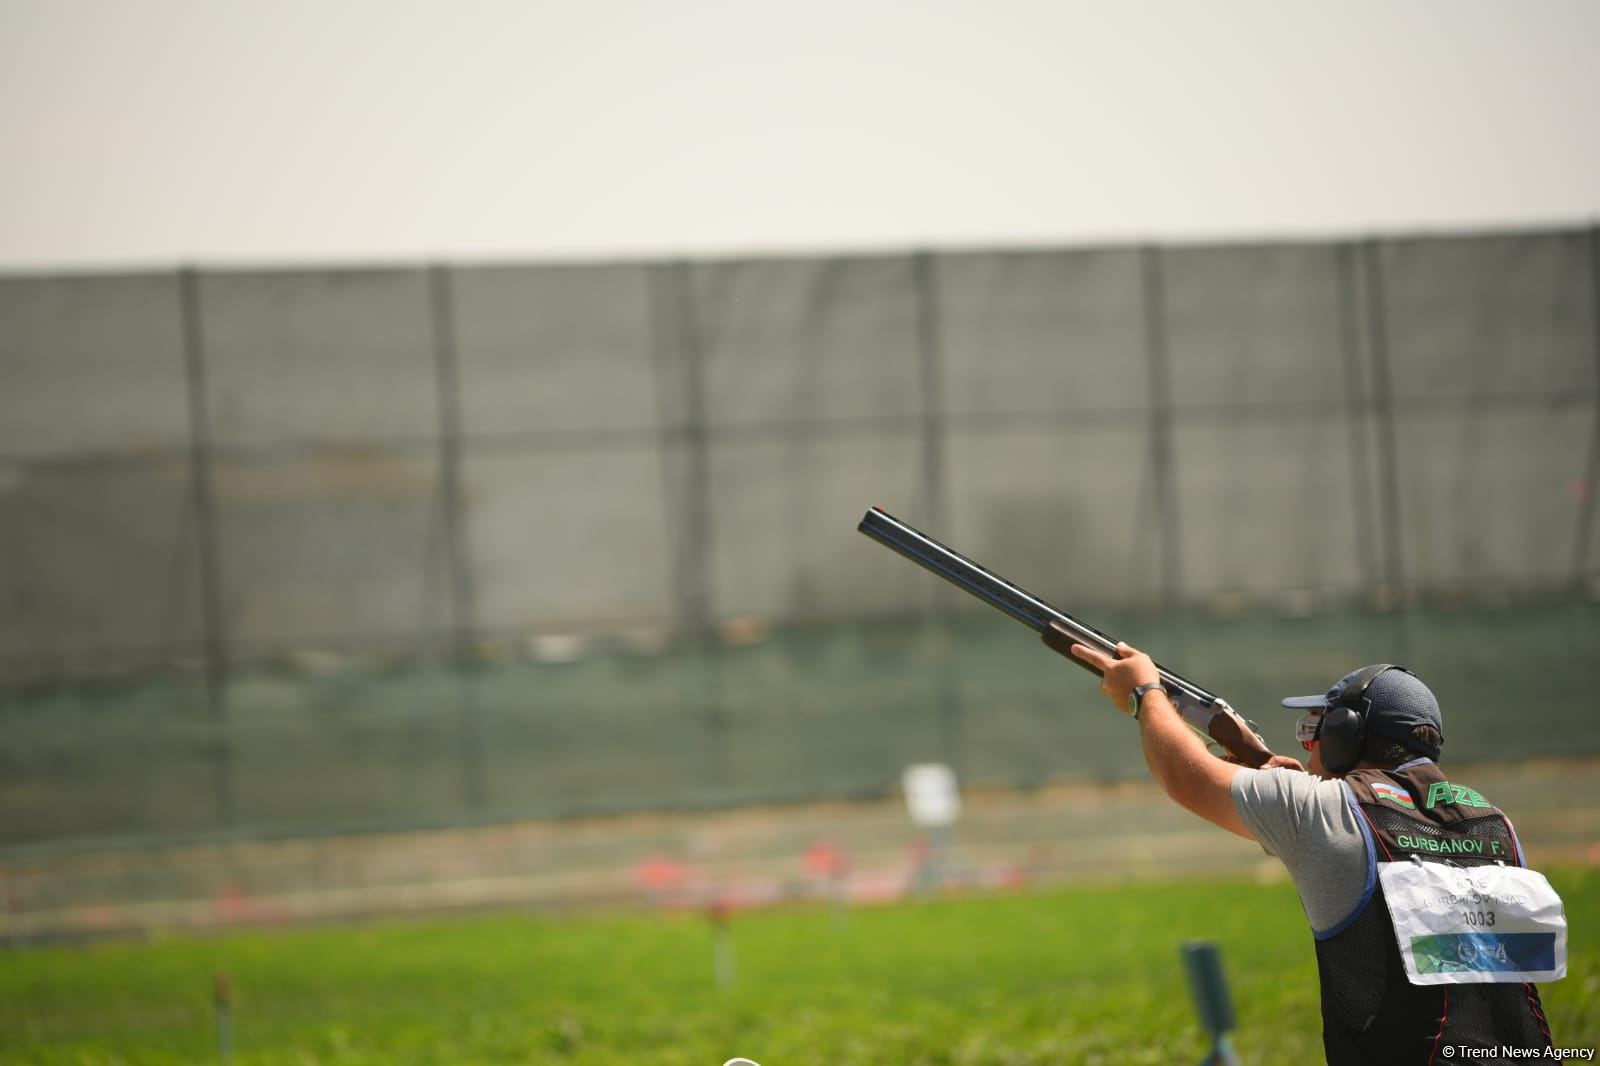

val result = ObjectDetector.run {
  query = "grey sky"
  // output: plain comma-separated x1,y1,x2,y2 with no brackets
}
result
2,0,1596,269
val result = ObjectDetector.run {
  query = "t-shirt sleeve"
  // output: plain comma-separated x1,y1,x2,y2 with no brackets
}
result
1230,767,1374,935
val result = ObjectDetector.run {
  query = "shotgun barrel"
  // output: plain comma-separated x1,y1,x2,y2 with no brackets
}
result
857,505,1216,706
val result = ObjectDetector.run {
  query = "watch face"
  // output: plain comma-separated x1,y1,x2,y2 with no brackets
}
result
1127,692,1140,716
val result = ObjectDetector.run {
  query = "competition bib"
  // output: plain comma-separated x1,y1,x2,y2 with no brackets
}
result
1378,858,1566,985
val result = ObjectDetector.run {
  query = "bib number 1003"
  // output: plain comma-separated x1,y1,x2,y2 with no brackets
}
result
1461,910,1496,927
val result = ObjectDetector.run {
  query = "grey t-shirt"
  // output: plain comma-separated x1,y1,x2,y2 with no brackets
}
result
1230,766,1375,936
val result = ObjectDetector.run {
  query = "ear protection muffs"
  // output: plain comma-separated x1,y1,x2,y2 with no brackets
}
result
1315,664,1401,776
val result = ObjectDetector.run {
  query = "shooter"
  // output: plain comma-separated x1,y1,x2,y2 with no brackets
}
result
861,508,1566,1065
1073,644,1562,1064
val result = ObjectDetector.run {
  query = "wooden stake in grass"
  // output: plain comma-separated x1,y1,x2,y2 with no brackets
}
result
213,971,234,1064
709,901,735,990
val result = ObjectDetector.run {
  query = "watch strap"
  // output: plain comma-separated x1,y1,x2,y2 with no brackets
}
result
1128,682,1169,719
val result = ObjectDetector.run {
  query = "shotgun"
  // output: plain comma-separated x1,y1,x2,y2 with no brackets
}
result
857,506,1274,767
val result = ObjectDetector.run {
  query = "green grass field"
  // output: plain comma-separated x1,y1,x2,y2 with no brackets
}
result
5,869,1597,1065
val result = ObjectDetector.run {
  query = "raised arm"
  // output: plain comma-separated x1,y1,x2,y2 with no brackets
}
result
1070,641,1257,840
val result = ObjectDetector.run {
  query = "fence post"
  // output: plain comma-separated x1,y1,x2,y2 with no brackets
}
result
1359,240,1412,661
177,267,233,830
1572,224,1600,588
1141,246,1183,611
1362,240,1407,599
427,263,484,811
651,262,725,790
1337,243,1380,591
911,251,961,768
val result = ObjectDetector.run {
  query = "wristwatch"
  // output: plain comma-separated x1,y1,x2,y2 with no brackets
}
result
1128,682,1169,720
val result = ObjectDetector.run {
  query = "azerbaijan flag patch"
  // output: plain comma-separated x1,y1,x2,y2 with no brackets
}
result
1372,781,1416,809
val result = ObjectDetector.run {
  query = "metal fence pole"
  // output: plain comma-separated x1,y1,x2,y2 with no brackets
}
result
677,264,716,642
651,262,725,789
1141,246,1183,611
1361,241,1407,593
1361,239,1411,660
427,264,485,811
650,264,690,631
177,267,233,830
910,252,962,768
1337,242,1380,590
912,253,948,538
1572,224,1600,588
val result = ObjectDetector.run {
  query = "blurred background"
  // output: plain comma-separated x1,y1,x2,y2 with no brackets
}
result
1,3,1599,1060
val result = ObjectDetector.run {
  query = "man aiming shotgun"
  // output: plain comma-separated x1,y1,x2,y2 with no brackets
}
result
860,507,1565,1065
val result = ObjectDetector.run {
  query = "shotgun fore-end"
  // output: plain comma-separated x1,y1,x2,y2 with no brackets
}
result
1040,619,1112,679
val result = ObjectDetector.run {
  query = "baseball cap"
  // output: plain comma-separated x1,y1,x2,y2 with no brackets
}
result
1281,665,1444,760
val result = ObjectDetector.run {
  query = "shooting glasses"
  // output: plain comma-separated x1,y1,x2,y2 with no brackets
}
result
1295,712,1325,751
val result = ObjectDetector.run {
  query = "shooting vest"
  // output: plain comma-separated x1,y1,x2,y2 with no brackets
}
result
1316,760,1553,1065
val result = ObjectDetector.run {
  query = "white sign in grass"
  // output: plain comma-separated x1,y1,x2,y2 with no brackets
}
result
903,763,960,828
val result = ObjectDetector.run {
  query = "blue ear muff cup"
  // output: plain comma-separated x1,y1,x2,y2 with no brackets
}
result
1318,705,1365,776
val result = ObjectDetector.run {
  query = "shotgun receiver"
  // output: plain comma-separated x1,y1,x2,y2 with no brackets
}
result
857,506,1274,768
